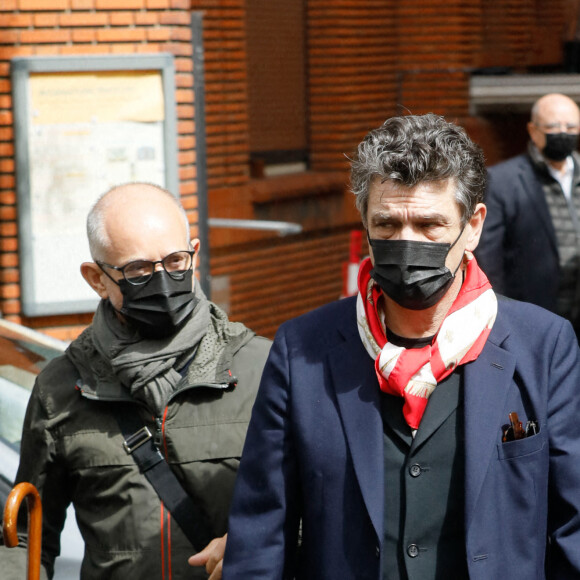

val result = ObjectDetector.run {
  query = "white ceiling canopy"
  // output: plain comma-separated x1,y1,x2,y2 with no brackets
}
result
469,74,580,115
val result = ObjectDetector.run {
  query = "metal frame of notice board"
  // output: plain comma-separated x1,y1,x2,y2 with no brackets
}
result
11,53,179,316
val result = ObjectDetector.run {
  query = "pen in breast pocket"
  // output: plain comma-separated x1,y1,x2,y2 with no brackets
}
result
502,411,526,442
502,412,539,442
525,419,538,437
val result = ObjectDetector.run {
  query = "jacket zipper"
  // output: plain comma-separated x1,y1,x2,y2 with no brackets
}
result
77,378,234,576
154,416,164,448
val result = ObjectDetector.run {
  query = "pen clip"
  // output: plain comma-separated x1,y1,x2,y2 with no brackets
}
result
525,419,538,437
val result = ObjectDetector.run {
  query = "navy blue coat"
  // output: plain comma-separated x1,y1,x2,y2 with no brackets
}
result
476,154,560,312
223,295,580,579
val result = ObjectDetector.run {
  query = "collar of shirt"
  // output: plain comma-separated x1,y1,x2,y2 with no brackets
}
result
547,155,575,200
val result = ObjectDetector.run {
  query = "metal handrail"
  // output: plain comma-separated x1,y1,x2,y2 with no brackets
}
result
208,218,302,236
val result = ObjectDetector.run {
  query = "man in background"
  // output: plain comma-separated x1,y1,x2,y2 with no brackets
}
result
1,182,270,579
477,93,580,337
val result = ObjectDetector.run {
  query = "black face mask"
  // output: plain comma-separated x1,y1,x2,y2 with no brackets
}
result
368,228,464,310
542,132,579,162
117,269,197,339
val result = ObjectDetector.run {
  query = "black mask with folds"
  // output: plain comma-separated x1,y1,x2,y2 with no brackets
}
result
117,269,197,339
542,132,579,162
368,228,464,311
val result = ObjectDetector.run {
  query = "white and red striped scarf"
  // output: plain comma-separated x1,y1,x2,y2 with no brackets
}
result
356,254,497,430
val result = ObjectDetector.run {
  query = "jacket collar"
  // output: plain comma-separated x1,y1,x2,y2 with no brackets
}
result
522,146,560,253
70,299,249,403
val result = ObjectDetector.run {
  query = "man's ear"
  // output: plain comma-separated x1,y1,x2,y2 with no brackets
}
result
81,262,109,300
465,203,487,253
527,121,545,151
190,238,201,253
190,238,201,271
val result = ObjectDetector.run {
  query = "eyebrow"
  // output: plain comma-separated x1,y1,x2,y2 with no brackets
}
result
369,210,450,225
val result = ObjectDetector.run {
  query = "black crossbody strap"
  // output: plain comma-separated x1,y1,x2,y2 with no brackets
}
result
112,406,213,552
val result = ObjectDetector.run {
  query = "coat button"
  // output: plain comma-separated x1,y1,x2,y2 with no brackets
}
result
375,545,380,558
409,464,422,477
407,544,419,558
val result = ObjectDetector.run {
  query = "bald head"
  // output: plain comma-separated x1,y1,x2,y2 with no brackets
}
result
87,182,190,261
528,93,580,167
531,93,580,126
82,182,197,312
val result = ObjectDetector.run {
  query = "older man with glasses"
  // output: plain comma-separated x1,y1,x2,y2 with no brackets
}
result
476,92,580,339
1,182,271,580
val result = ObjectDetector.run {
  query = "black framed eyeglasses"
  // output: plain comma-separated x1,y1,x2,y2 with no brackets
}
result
97,250,196,286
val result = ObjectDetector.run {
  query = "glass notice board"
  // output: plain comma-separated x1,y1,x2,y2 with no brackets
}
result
11,54,179,316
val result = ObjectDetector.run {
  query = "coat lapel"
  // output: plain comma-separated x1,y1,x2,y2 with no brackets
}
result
463,328,515,535
330,333,384,540
518,160,558,255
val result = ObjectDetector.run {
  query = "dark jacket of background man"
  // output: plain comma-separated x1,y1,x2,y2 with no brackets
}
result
477,93,580,336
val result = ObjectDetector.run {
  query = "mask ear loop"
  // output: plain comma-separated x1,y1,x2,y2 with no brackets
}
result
449,225,467,278
449,224,466,251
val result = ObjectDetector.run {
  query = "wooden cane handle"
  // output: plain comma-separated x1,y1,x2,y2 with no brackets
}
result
3,482,42,580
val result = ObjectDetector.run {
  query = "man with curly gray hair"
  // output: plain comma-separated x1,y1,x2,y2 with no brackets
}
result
351,113,487,228
223,114,580,580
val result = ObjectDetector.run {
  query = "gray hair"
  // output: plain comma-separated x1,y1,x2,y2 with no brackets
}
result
350,113,487,227
87,182,190,261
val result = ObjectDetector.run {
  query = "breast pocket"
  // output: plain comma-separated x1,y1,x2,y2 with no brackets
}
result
165,421,247,463
497,429,546,460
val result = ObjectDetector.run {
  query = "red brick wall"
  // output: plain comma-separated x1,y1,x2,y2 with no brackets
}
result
0,0,196,340
246,0,307,154
192,0,251,190
205,0,573,340
395,0,477,118
211,227,358,339
394,0,566,119
0,0,573,342
476,0,565,69
306,0,567,173
307,0,399,172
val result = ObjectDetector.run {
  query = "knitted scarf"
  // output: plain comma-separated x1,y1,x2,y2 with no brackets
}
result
356,254,497,430
68,283,253,414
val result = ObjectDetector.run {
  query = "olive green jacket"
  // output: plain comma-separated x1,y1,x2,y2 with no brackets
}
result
7,317,270,580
